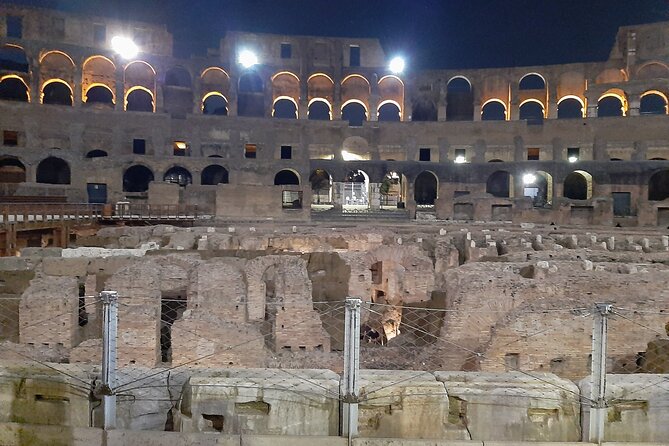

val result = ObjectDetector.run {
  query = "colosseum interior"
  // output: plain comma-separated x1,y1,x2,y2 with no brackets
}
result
1,4,669,445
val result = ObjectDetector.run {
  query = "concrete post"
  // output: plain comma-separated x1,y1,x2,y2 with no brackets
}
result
342,297,361,440
100,290,118,430
589,302,612,444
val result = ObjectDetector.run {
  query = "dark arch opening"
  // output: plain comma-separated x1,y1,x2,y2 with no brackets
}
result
342,102,367,126
0,46,29,72
649,170,669,201
415,171,438,205
36,157,70,184
201,165,229,185
42,82,73,106
519,102,544,121
239,72,263,93
563,172,588,200
308,101,331,120
123,165,154,192
0,157,26,183
0,77,29,102
274,169,300,185
203,95,228,115
519,74,546,90
640,94,667,115
310,169,331,192
482,101,506,121
598,96,623,117
85,86,114,106
558,98,583,119
486,171,511,198
126,89,154,112
164,67,192,88
273,98,297,119
411,100,437,121
86,150,108,158
163,166,192,187
238,71,264,117
378,103,400,122
446,78,473,121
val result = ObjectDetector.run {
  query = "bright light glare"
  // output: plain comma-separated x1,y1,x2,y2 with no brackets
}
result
523,173,537,185
238,50,258,68
389,56,405,74
568,156,578,163
111,36,139,59
341,150,364,161
454,155,466,164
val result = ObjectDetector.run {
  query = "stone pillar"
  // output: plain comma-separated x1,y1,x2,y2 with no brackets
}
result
369,183,381,210
628,98,640,116
115,70,124,111
332,182,344,211
73,67,83,107
473,104,482,121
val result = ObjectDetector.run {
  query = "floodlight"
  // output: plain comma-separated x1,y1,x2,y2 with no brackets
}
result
111,36,139,59
523,173,537,185
389,56,405,74
454,155,466,164
568,156,579,163
238,49,258,68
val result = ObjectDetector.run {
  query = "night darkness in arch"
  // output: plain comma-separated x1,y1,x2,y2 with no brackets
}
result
6,0,669,68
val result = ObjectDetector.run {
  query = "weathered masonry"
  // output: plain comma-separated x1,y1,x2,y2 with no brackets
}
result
2,5,669,225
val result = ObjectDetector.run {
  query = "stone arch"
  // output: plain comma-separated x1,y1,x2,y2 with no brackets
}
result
164,66,192,88
40,50,75,96
202,92,228,115
519,99,545,120
342,100,367,126
636,62,669,81
648,169,669,201
163,166,192,187
201,165,229,185
123,165,154,192
344,169,370,207
557,71,585,102
640,90,668,115
519,73,546,90
201,67,230,113
86,149,108,158
274,169,300,185
41,79,73,106
523,171,553,206
486,171,513,198
557,96,584,119
238,71,264,117
377,100,401,122
341,74,371,114
598,90,627,117
85,84,114,106
380,171,406,206
308,98,332,120
378,75,404,119
411,98,437,121
271,71,299,114
446,76,473,121
563,170,593,200
310,169,332,205
342,136,370,160
36,156,70,184
415,171,438,205
0,44,29,72
0,75,29,102
82,55,116,104
595,68,627,84
307,73,334,118
124,61,156,108
272,96,298,119
125,86,154,112
0,157,26,183
481,99,507,121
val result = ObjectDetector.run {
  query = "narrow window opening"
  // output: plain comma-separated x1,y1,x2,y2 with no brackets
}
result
173,141,189,157
280,145,292,160
6,16,22,39
419,148,431,162
3,130,18,146
527,148,540,161
245,143,257,159
133,138,146,155
160,291,187,363
349,45,360,67
280,43,291,59
93,23,106,45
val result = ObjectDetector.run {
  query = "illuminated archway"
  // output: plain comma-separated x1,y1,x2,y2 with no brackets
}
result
523,171,553,207
446,76,473,121
519,73,546,90
36,157,70,184
309,169,332,205
640,91,668,115
0,44,29,72
481,99,507,121
415,171,438,205
82,56,116,104
308,98,332,120
519,99,545,120
557,96,585,119
41,79,73,106
124,61,156,110
202,92,228,115
342,100,368,126
377,100,401,122
563,170,593,200
123,165,154,192
344,169,370,207
378,75,404,120
598,91,626,117
0,75,29,102
125,86,155,112
271,71,299,117
85,84,114,106
486,171,513,198
272,96,298,119
163,166,192,187
341,74,371,116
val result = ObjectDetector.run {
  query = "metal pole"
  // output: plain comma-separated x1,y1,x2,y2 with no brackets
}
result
342,297,361,441
100,290,118,430
589,302,612,444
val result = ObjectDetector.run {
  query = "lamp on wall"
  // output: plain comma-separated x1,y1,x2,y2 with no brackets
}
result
111,36,139,59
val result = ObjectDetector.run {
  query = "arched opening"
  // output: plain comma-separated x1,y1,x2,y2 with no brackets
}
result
308,99,331,120
523,171,553,207
42,80,73,106
519,100,544,121
274,169,300,185
598,95,625,117
0,157,26,183
0,45,29,72
411,99,437,121
486,171,513,198
273,97,297,119
123,165,154,192
648,170,669,201
557,97,584,119
86,150,108,158
481,100,507,121
380,171,405,207
640,92,668,115
238,71,264,117
563,170,593,200
164,66,192,88
202,93,228,115
414,171,438,206
163,166,192,187
378,102,401,122
519,73,546,90
201,165,229,185
36,157,70,184
446,77,473,121
85,85,114,106
344,169,369,208
342,101,367,126
637,62,669,81
310,169,332,205
378,75,404,120
126,88,154,112
0,76,29,102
